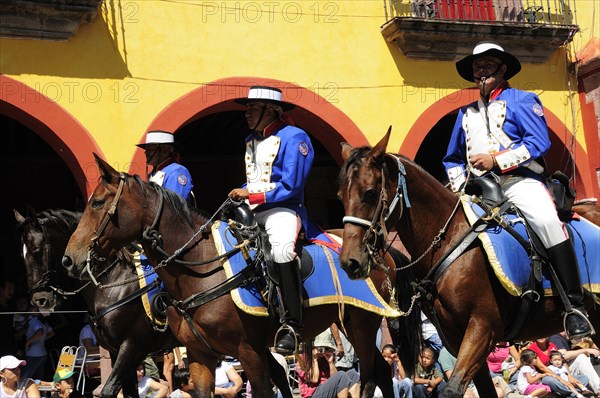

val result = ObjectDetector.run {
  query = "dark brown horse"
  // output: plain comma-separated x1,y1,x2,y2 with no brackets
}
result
15,208,179,398
337,129,600,398
61,154,420,398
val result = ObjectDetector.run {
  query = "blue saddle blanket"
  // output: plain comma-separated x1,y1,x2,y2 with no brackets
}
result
460,197,600,297
136,253,166,325
211,220,401,317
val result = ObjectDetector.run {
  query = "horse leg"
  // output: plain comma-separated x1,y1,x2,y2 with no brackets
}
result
267,350,293,398
189,357,218,398
346,315,393,398
100,346,144,398
440,320,495,398
238,345,275,398
472,363,497,398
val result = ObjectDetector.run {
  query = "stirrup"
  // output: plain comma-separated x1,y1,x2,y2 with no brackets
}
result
274,324,299,352
563,308,596,340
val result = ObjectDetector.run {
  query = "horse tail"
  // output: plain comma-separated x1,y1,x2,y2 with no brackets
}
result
387,246,422,377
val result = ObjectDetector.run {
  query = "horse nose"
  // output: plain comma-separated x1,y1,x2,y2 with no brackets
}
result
62,255,73,270
34,296,48,307
341,258,363,280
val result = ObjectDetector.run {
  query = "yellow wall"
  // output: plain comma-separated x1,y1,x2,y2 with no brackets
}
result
0,0,597,165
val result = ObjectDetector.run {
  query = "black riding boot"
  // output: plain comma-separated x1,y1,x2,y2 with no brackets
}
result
547,240,593,339
274,260,303,355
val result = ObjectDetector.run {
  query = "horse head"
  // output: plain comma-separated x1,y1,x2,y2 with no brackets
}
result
337,127,406,279
62,154,146,279
15,207,81,311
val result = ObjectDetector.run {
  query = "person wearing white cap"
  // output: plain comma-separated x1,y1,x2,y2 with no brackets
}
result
137,130,194,204
0,355,40,398
443,42,592,339
230,86,314,354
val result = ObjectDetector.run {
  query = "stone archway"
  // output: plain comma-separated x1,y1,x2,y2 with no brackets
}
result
399,88,595,198
0,75,103,196
129,77,367,174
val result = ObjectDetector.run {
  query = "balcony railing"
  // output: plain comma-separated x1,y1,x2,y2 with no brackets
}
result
381,0,579,62
383,0,577,25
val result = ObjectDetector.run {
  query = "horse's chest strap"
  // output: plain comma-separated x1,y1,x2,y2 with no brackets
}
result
421,217,491,292
168,264,258,358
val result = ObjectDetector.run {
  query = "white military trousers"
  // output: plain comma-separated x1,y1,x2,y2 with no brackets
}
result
255,207,301,263
504,178,568,248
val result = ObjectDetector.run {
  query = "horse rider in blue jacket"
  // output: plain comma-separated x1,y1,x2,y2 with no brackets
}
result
137,130,194,204
230,86,314,354
443,42,592,339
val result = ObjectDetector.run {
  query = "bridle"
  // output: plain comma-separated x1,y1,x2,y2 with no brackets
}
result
85,173,127,285
28,218,58,294
342,154,411,266
85,174,248,286
28,218,88,298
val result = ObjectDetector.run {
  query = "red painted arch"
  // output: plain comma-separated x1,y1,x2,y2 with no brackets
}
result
399,88,594,198
0,75,104,197
132,77,367,174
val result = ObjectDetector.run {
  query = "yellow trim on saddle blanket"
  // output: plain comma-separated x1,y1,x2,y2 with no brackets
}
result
134,252,167,326
212,221,268,316
211,221,402,318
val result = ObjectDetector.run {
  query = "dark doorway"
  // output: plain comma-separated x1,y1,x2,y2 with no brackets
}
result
175,111,345,230
414,113,458,184
0,114,83,284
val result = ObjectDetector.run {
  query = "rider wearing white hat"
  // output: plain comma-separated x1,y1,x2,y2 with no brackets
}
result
444,42,592,339
230,86,314,354
137,130,194,204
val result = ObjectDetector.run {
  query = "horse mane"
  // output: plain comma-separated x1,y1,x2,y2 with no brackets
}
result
338,146,372,187
339,147,451,198
17,208,82,236
124,173,211,230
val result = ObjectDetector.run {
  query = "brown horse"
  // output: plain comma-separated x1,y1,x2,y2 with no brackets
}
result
573,199,600,227
62,154,420,398
15,208,179,398
337,129,600,398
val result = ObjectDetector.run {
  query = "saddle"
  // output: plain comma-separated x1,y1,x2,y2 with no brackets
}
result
220,200,315,285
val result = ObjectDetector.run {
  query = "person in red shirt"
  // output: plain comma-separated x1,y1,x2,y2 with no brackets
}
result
528,337,559,366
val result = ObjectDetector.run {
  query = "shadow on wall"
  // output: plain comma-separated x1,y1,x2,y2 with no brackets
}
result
0,1,129,79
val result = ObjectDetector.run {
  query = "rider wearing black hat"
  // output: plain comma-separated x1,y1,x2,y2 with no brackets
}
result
444,42,593,340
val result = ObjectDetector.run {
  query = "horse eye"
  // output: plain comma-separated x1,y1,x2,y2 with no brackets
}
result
363,189,378,204
91,199,104,209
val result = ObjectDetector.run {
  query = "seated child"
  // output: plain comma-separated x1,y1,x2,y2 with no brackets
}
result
170,368,192,398
374,344,413,398
413,347,445,398
51,369,81,398
547,350,591,398
516,349,551,398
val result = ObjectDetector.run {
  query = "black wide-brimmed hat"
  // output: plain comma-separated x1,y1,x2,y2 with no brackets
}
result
456,42,521,82
234,86,295,111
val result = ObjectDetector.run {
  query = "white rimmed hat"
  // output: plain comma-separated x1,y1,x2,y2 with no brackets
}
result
136,130,176,148
456,42,521,82
234,86,295,111
313,330,337,351
0,355,26,371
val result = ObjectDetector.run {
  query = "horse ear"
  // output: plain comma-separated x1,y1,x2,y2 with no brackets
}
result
94,153,119,183
14,209,26,225
341,142,354,162
25,204,37,220
373,126,392,154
